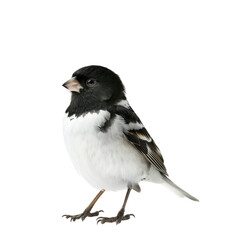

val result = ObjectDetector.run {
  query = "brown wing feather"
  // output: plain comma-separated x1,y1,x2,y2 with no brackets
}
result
124,127,168,176
111,104,168,176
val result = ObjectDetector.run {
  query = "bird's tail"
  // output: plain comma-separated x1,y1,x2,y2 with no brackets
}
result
161,174,199,201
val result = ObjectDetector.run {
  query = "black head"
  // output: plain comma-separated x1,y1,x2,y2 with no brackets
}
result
63,65,126,117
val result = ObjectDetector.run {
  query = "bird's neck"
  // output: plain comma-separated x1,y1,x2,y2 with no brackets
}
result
65,93,126,117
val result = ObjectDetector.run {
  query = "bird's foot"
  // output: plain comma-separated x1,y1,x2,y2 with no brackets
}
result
97,209,135,224
62,209,104,222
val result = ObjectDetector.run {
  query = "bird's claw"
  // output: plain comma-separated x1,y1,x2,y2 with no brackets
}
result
62,210,104,222
97,214,135,224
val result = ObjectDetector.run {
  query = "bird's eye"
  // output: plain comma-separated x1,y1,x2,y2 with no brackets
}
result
86,79,96,87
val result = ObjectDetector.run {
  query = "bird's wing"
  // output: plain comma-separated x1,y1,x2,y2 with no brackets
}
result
111,103,168,176
124,127,168,176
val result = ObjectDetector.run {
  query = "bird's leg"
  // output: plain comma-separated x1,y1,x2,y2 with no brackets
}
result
63,190,105,222
97,188,135,224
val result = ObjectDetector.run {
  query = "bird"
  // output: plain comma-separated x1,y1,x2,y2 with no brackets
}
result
62,65,198,224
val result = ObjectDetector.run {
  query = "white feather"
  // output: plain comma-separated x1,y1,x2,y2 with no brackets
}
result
63,106,198,201
63,110,160,191
117,99,130,108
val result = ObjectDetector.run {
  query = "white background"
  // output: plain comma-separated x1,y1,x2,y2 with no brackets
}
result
1,0,240,239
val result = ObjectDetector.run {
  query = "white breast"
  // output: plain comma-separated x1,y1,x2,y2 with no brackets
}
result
63,110,149,191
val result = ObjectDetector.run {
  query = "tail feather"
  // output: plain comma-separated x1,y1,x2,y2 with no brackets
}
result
161,174,199,201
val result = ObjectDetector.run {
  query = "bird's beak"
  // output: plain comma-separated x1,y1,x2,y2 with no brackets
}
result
62,77,83,93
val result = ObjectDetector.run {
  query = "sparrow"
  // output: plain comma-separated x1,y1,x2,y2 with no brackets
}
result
62,65,198,224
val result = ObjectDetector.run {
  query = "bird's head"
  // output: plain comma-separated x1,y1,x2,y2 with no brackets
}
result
63,65,126,105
